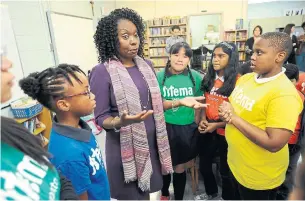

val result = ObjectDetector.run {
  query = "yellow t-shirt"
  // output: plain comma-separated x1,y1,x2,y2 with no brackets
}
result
226,72,303,190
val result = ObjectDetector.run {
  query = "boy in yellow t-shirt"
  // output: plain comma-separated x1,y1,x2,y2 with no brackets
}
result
218,32,303,200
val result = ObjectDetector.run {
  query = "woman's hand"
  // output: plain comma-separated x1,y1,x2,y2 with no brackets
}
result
218,101,234,124
119,110,154,127
179,96,208,109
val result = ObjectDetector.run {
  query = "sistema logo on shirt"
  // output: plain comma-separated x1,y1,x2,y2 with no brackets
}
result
231,86,256,111
89,141,105,176
0,155,59,201
163,85,193,98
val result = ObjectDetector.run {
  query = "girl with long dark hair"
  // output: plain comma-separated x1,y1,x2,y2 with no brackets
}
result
196,42,239,200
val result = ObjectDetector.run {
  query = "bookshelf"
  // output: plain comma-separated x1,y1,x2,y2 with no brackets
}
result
143,21,149,58
14,107,52,148
224,29,248,61
145,16,189,72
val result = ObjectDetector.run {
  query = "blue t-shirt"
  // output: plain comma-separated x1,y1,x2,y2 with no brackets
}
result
48,118,110,200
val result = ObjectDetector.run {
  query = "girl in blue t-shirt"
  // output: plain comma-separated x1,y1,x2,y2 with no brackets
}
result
20,64,110,200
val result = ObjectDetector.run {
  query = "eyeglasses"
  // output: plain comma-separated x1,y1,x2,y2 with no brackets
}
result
63,88,92,99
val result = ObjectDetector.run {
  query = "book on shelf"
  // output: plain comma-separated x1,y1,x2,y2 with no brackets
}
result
239,52,245,61
149,27,187,36
225,32,235,41
147,16,187,27
151,58,168,67
236,42,245,51
149,48,167,57
28,118,35,133
150,38,167,46
236,31,247,40
22,117,46,135
38,134,49,147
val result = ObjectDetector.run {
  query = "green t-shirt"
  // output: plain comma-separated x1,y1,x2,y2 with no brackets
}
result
0,143,60,200
157,69,203,125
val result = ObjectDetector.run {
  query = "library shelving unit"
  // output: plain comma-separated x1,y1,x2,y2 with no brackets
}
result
14,107,52,148
224,29,248,62
143,21,150,58
145,16,189,72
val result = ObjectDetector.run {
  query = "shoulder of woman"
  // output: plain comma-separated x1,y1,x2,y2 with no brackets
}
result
91,63,108,74
144,59,153,67
90,63,111,81
247,37,254,42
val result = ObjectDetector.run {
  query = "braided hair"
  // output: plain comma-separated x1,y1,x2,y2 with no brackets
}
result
94,8,145,63
201,42,238,97
19,64,85,111
162,42,196,91
1,117,53,168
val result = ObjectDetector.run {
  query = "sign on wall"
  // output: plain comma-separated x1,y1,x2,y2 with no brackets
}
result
284,8,305,16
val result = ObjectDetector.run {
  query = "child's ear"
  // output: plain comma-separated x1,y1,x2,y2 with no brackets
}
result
56,99,71,112
276,51,287,63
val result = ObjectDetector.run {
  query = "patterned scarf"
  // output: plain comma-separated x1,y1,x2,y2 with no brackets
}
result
105,56,173,192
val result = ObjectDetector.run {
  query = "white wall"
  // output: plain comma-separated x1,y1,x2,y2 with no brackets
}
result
98,0,248,30
2,1,54,77
1,0,97,117
248,1,305,19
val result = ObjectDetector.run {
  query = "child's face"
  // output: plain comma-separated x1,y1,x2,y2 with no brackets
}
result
250,38,286,75
170,48,190,72
56,72,96,117
212,47,229,72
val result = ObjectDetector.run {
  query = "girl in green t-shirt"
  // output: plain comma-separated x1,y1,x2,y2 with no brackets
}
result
157,42,204,200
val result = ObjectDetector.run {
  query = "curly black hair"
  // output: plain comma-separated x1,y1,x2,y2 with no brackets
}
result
94,8,145,63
